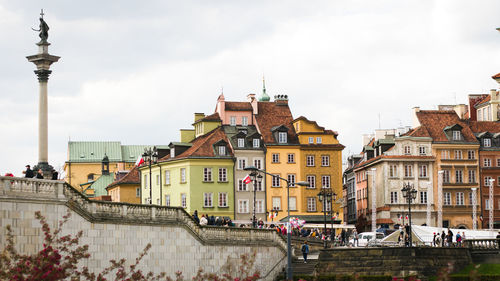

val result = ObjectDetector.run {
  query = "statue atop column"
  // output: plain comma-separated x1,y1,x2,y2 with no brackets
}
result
31,9,49,44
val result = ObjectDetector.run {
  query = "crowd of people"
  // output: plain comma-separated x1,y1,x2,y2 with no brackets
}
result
2,165,59,180
431,229,467,247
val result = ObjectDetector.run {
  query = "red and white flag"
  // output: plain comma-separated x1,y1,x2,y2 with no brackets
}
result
405,215,408,221
135,155,145,166
243,174,252,184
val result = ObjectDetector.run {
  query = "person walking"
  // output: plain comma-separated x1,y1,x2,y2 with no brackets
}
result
301,241,310,263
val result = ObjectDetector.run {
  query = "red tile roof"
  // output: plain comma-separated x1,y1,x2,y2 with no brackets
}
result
469,121,500,133
474,95,491,107
403,126,431,138
175,127,233,158
416,110,477,142
354,155,435,170
107,166,139,188
255,102,298,144
225,102,253,111
194,112,221,124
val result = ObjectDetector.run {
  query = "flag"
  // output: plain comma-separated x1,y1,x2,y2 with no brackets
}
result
268,212,274,219
405,215,408,221
399,215,402,221
135,155,145,166
243,174,252,184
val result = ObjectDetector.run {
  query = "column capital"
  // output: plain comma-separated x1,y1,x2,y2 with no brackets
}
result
34,69,52,82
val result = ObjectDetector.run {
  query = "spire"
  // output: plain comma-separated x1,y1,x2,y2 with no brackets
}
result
217,86,225,101
259,76,270,102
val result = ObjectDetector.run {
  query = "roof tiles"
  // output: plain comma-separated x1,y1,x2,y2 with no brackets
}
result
416,110,477,142
255,102,298,144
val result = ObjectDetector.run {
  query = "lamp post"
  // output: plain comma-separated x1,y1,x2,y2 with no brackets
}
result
142,146,158,204
488,178,495,230
318,188,335,248
401,182,417,247
244,166,309,281
249,171,263,228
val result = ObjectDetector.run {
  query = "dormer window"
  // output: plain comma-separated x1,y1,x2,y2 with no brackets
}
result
452,131,461,141
484,138,492,147
404,146,411,155
170,149,175,158
278,132,287,143
218,145,226,155
253,138,260,148
230,116,236,126
316,137,322,144
242,116,248,126
237,138,245,148
308,137,314,144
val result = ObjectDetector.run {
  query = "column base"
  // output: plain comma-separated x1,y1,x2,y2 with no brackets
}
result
33,162,55,179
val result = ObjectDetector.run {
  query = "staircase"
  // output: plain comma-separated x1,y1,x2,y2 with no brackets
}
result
292,251,319,275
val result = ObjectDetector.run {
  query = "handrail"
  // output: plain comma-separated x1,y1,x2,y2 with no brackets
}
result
259,255,287,280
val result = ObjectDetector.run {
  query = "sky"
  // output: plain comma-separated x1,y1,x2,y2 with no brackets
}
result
1,0,499,176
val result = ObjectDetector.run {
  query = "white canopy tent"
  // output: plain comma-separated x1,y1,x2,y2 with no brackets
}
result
382,225,498,246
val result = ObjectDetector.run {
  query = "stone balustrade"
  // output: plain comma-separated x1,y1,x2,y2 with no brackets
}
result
465,238,500,250
0,176,287,280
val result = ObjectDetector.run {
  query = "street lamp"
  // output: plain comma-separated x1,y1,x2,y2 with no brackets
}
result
401,182,417,247
244,165,309,281
318,188,336,248
249,171,263,228
142,146,158,204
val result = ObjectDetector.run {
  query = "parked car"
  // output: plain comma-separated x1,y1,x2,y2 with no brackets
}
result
348,232,384,247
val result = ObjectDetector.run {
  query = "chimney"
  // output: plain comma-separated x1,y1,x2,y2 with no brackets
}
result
362,134,374,146
274,94,289,106
248,93,258,115
453,104,468,119
413,107,421,128
194,113,205,122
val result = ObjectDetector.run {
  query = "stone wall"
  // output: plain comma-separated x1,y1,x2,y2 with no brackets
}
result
316,247,472,278
0,176,286,280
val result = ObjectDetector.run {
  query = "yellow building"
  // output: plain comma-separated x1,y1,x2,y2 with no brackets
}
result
106,166,141,204
294,116,345,222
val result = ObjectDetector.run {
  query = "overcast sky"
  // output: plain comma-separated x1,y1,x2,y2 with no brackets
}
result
1,0,499,176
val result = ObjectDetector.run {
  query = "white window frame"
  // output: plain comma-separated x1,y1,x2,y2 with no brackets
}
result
419,146,426,155
238,199,249,213
455,170,463,183
441,150,450,159
287,153,295,163
390,191,398,204
254,180,263,191
203,168,212,182
321,175,331,188
253,138,260,148
241,116,248,126
272,174,281,187
316,137,322,144
308,137,314,144
256,199,265,213
218,145,226,155
444,192,451,206
452,131,461,141
278,132,287,143
468,150,475,160
237,138,245,148
454,150,463,160
306,155,315,166
321,155,330,167
165,194,170,206
181,193,187,208
272,153,280,163
419,165,428,178
237,157,247,170
180,168,186,183
230,116,236,126
484,158,492,167
238,179,248,191
307,197,316,212
165,170,170,185
272,197,281,210
204,192,213,207
404,146,411,155
468,170,476,183
456,192,464,206
218,192,228,207
289,197,297,211
306,175,316,188
389,165,398,178
484,138,492,147
253,158,262,170
404,165,413,178
287,174,296,187
218,168,227,182
443,170,450,183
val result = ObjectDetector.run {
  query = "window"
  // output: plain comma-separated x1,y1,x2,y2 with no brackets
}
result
272,153,280,163
238,179,248,191
454,150,463,160
272,197,281,210
278,132,287,143
165,170,170,185
484,158,491,167
180,168,186,183
306,175,316,188
444,192,451,205
419,146,426,155
253,139,260,148
203,168,212,182
238,199,249,213
287,174,296,187
468,150,475,160
218,192,228,207
389,165,398,178
321,175,331,188
390,191,398,204
441,150,450,159
469,192,473,206
156,174,160,185
242,116,248,126
254,158,262,170
443,170,450,183
484,176,493,186
254,180,263,191
455,170,463,183
404,165,413,178
181,193,187,208
170,148,175,158
452,131,461,140
485,199,491,210
204,193,213,207
87,174,95,181
307,197,317,212
420,191,427,204
289,197,297,211
136,187,140,197
498,176,500,186
287,153,295,163
468,170,476,183
456,192,464,206
272,174,281,187
218,145,226,155
497,159,500,167
237,138,245,148
321,155,330,166
218,168,227,182
165,195,170,206
308,137,314,144
230,116,236,126
237,158,247,170
144,174,148,188
317,137,322,144
404,146,411,155
306,155,315,166
255,199,264,213
484,138,492,147
419,165,428,178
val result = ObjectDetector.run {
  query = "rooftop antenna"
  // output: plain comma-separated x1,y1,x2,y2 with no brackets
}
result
378,113,381,129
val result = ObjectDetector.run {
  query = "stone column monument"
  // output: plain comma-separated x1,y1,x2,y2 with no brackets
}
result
26,10,60,178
